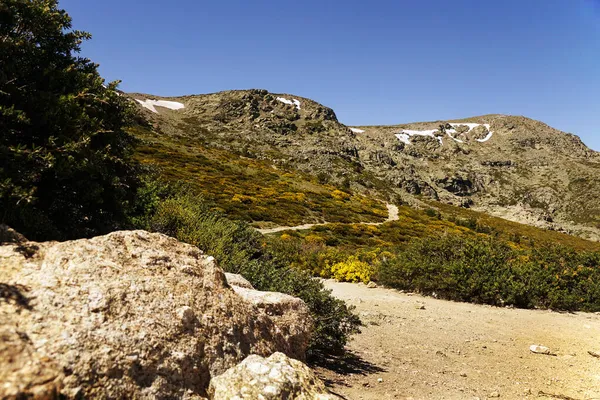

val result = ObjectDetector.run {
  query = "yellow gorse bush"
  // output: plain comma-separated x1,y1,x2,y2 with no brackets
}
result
330,256,374,283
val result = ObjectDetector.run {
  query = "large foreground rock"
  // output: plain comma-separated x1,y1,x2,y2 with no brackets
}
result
0,230,312,399
209,352,338,399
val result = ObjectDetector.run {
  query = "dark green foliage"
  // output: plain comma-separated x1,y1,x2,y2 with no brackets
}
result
303,120,326,134
424,208,440,219
148,192,361,360
0,0,141,240
378,235,600,311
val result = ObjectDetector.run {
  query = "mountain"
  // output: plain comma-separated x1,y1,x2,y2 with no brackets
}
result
128,89,600,241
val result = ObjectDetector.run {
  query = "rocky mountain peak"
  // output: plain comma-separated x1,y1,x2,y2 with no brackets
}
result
129,89,600,241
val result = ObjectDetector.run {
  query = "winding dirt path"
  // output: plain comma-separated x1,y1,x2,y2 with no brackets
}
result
258,204,399,235
318,281,600,400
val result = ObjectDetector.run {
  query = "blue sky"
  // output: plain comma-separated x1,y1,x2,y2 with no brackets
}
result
61,0,600,150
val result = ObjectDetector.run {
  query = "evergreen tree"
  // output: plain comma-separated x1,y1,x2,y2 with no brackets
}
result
0,0,141,240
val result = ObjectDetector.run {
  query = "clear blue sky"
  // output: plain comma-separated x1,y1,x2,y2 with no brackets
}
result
61,0,600,150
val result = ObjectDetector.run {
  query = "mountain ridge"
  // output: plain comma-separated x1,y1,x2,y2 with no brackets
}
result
127,89,600,241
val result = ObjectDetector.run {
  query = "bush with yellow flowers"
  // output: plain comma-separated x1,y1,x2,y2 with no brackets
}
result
330,256,375,283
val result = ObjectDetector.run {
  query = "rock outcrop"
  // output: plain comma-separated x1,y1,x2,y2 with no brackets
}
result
0,230,312,399
208,352,338,400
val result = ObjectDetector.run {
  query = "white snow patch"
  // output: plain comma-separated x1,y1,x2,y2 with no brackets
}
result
396,129,443,145
350,128,365,133
395,122,493,146
136,99,185,114
395,133,411,145
276,97,301,110
476,131,494,142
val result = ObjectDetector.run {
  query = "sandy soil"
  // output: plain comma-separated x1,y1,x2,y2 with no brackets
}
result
318,281,600,400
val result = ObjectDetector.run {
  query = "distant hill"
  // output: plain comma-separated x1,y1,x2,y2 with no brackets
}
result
127,89,600,241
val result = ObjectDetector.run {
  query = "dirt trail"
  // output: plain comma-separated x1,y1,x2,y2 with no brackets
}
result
258,204,399,234
318,281,600,400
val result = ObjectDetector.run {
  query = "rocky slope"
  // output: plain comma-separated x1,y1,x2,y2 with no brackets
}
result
0,229,317,399
129,90,600,240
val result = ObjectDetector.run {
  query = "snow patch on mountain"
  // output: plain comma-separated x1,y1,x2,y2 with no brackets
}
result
396,122,493,145
136,99,185,114
350,128,365,133
277,97,301,110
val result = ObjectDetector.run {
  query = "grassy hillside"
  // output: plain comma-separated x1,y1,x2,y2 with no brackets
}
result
268,202,600,253
263,203,600,312
127,98,600,314
131,126,388,227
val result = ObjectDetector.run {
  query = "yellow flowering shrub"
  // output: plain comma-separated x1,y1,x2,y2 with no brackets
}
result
331,189,351,200
231,194,253,203
330,256,374,283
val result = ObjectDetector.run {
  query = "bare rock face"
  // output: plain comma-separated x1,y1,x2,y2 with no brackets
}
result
230,286,312,358
224,272,312,361
208,352,338,400
225,272,254,289
0,230,312,399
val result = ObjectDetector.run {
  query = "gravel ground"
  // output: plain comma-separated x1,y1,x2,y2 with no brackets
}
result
317,281,600,400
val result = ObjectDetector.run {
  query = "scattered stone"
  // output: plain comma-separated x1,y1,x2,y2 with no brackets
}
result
208,352,338,399
489,391,500,397
588,350,600,358
530,345,553,355
415,303,426,310
377,378,383,383
367,281,378,288
460,372,467,377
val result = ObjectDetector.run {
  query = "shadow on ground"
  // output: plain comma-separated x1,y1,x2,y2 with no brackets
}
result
312,350,385,390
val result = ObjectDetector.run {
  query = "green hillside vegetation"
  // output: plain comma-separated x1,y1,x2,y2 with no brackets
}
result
130,120,600,314
427,200,600,252
0,0,144,240
263,203,600,311
131,126,387,227
267,202,600,253
377,235,600,311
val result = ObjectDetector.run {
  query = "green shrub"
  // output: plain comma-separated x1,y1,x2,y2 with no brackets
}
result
0,0,143,240
148,192,361,359
378,235,600,311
